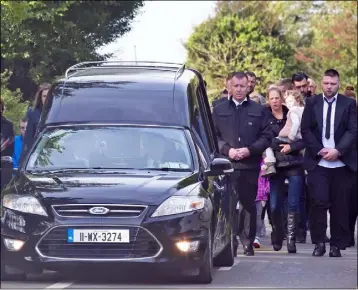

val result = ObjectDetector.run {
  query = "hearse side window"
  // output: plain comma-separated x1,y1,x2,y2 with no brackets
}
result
195,144,208,169
188,79,212,152
190,131,210,170
196,85,216,155
193,108,210,149
42,85,182,125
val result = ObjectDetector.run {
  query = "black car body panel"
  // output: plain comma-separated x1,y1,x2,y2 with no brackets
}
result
1,63,234,281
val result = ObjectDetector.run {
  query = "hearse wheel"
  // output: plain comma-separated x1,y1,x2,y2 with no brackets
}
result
213,226,235,267
193,226,213,284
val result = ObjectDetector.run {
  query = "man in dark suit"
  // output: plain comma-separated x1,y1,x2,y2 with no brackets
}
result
212,72,272,256
301,69,357,257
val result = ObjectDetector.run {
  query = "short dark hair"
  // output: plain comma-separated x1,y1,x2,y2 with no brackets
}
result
245,71,257,78
324,69,340,79
21,118,27,123
292,72,308,84
232,71,248,81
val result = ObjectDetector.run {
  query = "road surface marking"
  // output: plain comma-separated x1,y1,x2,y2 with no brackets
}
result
46,281,75,289
217,257,240,271
217,266,232,271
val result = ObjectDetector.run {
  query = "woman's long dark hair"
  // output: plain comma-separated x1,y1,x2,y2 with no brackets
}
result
32,83,51,111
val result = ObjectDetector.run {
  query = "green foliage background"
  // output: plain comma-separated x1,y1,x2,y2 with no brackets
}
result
186,1,357,102
1,71,29,134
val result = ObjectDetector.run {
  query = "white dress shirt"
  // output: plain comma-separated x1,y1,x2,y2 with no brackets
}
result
232,97,247,106
318,93,345,168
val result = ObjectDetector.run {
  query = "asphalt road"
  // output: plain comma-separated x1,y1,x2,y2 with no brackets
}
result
2,223,357,290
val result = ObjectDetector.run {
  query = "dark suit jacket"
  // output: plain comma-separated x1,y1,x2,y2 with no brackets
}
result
301,94,357,172
212,98,272,170
212,95,228,108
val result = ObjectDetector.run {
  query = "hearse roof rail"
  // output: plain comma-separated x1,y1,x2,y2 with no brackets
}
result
65,61,186,79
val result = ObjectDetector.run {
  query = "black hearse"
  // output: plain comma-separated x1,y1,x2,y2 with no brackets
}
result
1,61,235,283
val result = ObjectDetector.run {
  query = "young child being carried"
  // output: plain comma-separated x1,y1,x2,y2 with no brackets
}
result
262,90,305,177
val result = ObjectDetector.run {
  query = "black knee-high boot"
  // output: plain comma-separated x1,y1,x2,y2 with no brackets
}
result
287,212,299,254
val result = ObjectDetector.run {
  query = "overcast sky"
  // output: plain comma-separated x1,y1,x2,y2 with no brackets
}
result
98,1,216,63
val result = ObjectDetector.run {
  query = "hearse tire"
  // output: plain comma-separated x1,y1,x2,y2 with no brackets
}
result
193,227,213,284
213,227,235,267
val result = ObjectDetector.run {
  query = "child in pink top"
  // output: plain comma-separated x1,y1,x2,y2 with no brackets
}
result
254,158,270,248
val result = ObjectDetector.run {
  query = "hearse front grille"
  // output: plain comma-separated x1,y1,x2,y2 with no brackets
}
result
52,204,147,218
36,226,162,260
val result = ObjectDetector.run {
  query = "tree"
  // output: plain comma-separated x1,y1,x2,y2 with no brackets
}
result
185,14,293,100
297,1,357,91
1,0,144,100
1,71,29,134
215,1,324,76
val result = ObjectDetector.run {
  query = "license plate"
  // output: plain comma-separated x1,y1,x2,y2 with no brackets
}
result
67,229,130,243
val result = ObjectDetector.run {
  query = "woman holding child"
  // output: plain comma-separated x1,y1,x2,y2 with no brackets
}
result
262,87,306,254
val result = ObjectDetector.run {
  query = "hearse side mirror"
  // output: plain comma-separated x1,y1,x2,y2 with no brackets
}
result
206,158,233,176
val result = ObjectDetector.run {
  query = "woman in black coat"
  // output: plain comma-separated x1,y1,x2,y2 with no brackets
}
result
21,83,51,160
264,86,306,254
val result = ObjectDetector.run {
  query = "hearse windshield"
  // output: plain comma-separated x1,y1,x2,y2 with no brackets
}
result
26,126,194,172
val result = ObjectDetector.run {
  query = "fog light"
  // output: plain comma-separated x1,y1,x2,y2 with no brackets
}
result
176,240,199,252
4,238,25,251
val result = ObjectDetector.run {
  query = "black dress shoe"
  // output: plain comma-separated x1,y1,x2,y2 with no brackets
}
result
243,245,254,256
312,243,326,256
329,245,342,257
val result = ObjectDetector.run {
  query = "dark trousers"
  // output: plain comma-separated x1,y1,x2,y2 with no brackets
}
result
261,198,272,225
307,165,353,249
299,183,308,231
231,170,259,247
349,176,357,243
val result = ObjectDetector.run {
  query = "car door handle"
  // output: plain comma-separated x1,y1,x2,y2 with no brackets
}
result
213,181,225,192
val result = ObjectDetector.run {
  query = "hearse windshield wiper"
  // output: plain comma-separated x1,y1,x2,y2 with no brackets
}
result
48,173,66,189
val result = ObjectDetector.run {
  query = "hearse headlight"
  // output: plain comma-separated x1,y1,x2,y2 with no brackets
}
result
151,196,205,217
2,195,48,217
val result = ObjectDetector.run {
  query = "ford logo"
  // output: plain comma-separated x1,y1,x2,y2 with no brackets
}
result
88,207,110,215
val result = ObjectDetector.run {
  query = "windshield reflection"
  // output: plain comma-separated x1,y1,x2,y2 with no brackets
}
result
26,126,193,172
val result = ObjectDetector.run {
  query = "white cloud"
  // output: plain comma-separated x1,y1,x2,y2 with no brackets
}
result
98,1,216,63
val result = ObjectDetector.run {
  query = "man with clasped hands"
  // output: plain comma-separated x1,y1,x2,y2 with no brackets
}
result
301,69,357,258
212,71,272,256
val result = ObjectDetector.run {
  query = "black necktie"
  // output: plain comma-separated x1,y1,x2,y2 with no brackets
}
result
324,98,335,139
